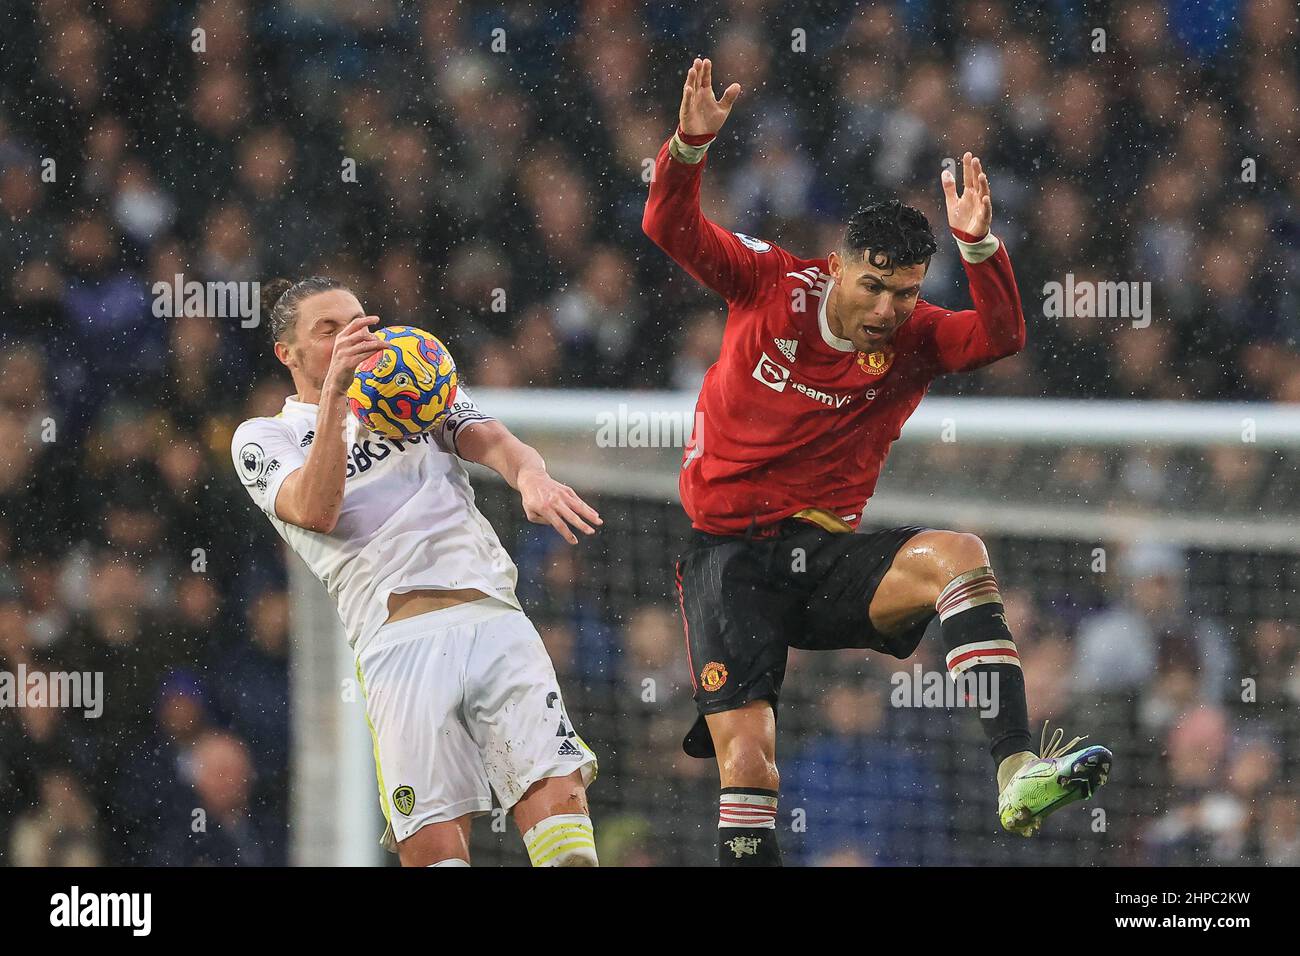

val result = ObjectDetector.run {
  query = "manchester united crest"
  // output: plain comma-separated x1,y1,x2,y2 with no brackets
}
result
857,347,894,376
700,661,729,692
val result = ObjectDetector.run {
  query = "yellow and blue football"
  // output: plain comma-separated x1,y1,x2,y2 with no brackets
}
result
347,326,457,438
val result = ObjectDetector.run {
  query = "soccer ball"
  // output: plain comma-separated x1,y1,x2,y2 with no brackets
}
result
347,326,458,438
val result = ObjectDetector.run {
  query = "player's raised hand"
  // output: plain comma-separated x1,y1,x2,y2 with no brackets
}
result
941,152,993,239
324,315,384,396
679,57,741,136
517,469,602,545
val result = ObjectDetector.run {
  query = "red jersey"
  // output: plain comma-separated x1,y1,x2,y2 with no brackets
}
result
642,133,1026,535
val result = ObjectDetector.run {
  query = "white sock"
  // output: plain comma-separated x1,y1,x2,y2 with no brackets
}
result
522,814,598,867
997,751,1037,792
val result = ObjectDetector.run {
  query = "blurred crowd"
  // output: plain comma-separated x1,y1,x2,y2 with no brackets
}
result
1,0,1297,866
0,333,290,864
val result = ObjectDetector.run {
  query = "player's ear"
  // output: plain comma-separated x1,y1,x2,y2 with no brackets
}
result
274,340,294,369
827,250,842,279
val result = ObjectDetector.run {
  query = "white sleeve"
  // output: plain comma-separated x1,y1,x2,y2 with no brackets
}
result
435,385,496,457
231,418,308,519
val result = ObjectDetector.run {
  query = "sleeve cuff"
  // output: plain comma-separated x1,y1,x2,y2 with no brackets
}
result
669,128,715,164
264,462,301,520
676,127,717,146
953,230,1000,264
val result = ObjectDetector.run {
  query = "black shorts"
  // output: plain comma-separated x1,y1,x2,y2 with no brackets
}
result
674,521,932,758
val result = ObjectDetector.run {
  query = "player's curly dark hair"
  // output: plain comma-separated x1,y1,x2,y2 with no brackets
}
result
842,200,938,272
262,276,350,344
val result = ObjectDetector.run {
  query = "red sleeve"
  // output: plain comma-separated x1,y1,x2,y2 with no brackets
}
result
920,235,1026,374
641,132,786,308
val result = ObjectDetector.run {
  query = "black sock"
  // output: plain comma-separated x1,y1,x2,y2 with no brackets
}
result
718,788,782,866
936,567,1032,767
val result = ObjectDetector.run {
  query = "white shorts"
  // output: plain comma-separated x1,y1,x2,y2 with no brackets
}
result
355,598,597,851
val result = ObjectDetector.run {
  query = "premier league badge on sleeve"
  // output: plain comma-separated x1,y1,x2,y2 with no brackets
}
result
733,233,771,253
238,442,267,485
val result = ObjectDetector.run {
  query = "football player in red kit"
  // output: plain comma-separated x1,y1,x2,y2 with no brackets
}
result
644,58,1111,866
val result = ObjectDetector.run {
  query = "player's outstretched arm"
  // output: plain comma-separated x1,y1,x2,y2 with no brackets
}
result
927,152,1026,373
455,421,602,545
275,315,383,533
643,58,781,307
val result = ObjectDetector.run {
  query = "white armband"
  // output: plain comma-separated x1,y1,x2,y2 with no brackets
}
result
669,132,712,165
953,231,1000,264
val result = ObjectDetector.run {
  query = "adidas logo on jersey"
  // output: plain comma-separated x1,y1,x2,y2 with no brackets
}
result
773,338,798,362
557,739,583,757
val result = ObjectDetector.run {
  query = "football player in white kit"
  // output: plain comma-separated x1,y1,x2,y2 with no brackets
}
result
231,277,600,867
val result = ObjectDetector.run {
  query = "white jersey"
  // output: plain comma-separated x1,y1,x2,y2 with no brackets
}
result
230,388,521,651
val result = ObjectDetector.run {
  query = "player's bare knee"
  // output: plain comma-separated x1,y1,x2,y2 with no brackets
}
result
520,772,587,815
904,530,991,600
397,818,472,867
719,742,779,791
933,530,991,575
